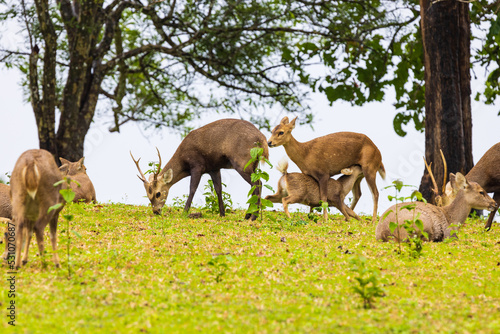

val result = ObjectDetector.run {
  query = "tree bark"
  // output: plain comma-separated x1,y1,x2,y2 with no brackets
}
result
419,0,473,203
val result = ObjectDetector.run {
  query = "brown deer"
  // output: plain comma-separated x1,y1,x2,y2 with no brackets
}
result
8,149,65,269
376,172,497,242
427,144,500,230
265,158,363,221
131,119,269,219
59,157,97,203
267,116,385,222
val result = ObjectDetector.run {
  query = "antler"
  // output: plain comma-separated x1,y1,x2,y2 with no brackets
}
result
423,157,439,196
155,147,162,176
440,149,447,194
130,151,147,182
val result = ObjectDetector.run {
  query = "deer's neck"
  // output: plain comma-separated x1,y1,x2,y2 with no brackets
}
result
442,190,472,227
338,175,360,198
283,135,309,168
163,157,189,186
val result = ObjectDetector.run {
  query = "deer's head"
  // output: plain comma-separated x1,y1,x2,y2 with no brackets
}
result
450,172,497,211
130,148,173,215
59,157,87,175
267,116,297,148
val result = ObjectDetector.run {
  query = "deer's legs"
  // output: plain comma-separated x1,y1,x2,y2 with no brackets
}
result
350,177,363,210
485,192,499,231
184,168,203,213
363,168,379,222
14,220,24,269
22,224,34,265
49,215,60,268
34,221,45,265
208,170,225,217
318,176,330,222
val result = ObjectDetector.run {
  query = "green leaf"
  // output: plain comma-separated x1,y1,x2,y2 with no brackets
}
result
389,222,398,234
264,184,274,192
60,189,76,203
48,203,63,213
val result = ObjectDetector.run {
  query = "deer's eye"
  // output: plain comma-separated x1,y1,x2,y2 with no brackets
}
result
156,192,161,199
278,131,284,136
480,191,485,196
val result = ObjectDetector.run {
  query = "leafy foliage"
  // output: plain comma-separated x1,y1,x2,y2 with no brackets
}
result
349,256,386,309
244,144,274,221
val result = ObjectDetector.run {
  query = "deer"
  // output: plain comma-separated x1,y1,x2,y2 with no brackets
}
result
426,144,500,230
267,116,385,222
376,172,497,242
265,158,364,221
59,157,97,203
7,149,65,269
130,118,269,220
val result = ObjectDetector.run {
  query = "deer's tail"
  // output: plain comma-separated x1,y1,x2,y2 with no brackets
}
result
22,162,40,199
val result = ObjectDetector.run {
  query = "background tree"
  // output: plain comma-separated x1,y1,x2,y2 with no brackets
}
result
1,0,499,200
0,0,405,161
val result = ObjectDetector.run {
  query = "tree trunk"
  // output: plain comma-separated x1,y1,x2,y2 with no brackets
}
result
419,0,473,203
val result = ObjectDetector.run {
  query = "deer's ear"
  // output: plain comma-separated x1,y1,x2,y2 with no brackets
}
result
455,172,469,189
59,157,70,166
77,157,85,169
289,116,298,129
280,116,289,125
162,169,173,184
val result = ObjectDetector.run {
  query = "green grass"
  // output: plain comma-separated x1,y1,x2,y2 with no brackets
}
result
2,203,500,333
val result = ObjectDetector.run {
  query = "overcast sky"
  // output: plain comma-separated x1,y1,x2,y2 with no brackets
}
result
1,64,499,221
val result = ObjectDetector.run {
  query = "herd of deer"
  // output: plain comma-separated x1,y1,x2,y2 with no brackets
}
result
1,117,499,269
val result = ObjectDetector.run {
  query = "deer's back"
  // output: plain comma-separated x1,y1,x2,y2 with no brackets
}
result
0,183,12,219
11,150,63,219
174,119,268,170
467,142,500,193
297,132,381,176
376,201,449,242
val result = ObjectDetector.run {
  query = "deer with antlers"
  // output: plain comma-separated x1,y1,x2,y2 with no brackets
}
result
131,119,269,219
425,144,500,230
267,116,385,222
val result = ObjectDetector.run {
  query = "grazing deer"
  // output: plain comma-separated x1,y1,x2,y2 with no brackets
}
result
59,157,97,203
8,149,65,269
131,119,269,220
267,116,385,222
376,173,497,242
265,158,363,221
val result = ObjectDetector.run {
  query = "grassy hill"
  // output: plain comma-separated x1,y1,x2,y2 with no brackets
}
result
2,202,500,333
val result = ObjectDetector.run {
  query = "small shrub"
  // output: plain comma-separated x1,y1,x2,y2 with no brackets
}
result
349,256,386,309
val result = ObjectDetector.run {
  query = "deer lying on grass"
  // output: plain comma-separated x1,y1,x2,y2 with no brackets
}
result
267,116,385,222
7,149,65,269
442,143,500,230
59,157,96,203
376,172,497,242
131,119,269,220
265,158,364,221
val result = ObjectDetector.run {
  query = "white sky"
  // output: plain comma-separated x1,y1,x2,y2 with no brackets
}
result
1,66,499,220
